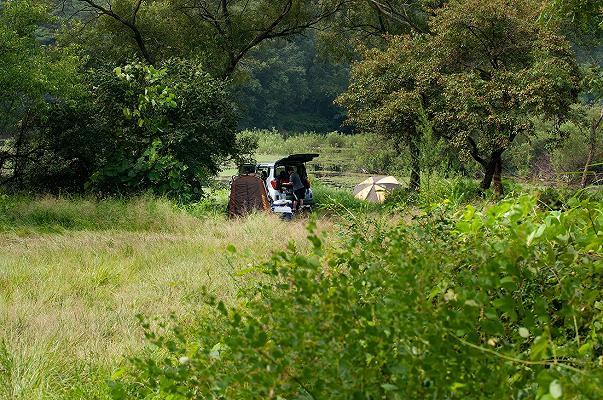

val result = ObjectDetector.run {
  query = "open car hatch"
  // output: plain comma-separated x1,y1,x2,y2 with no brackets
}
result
274,153,319,166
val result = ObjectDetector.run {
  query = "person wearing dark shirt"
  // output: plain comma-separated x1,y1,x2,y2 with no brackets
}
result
284,167,305,210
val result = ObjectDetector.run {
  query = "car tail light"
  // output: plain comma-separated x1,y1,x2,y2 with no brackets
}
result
270,179,278,190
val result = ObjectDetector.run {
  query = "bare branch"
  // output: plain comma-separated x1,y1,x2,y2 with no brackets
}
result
367,0,425,34
77,0,154,63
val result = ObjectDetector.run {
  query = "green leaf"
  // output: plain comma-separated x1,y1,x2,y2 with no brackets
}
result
381,383,398,391
530,335,549,360
110,367,127,380
527,224,546,246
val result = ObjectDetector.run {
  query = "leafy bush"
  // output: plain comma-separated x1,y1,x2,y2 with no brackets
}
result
18,59,239,201
110,196,603,399
311,181,379,215
382,175,482,211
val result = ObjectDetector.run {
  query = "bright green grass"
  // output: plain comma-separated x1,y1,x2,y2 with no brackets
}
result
0,195,190,234
0,196,332,399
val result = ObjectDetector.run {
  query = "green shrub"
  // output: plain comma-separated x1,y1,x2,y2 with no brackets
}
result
110,196,603,399
311,181,379,216
19,59,239,201
384,175,482,209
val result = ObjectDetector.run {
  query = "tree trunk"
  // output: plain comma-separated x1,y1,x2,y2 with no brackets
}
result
11,110,33,187
409,138,421,191
581,147,594,188
493,152,503,197
581,109,602,188
480,159,495,190
479,151,503,196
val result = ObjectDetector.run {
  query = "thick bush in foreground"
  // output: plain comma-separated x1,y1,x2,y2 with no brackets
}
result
111,196,603,399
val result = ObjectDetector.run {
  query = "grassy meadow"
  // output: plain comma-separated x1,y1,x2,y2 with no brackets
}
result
0,131,379,399
0,133,599,399
0,196,333,399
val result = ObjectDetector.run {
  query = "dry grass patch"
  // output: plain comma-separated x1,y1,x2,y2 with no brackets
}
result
0,212,333,400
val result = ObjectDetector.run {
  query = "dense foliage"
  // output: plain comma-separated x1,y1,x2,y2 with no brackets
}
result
0,0,82,186
540,0,603,38
2,0,602,195
235,36,349,133
21,59,239,200
339,0,581,196
60,0,346,76
111,195,602,399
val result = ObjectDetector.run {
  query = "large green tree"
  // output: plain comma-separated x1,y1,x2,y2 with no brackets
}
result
317,0,443,61
0,0,82,187
337,37,426,190
60,0,347,77
340,0,580,196
426,0,579,195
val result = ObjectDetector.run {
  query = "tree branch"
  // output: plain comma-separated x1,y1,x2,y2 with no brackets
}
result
467,135,488,167
78,0,154,64
366,0,425,34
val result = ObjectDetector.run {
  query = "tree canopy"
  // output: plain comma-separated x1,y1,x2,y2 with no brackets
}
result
60,0,347,77
0,0,600,195
339,0,580,195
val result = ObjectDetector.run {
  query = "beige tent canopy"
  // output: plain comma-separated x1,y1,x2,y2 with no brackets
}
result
353,176,400,203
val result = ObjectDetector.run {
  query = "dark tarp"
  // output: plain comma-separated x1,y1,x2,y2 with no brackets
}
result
228,174,270,217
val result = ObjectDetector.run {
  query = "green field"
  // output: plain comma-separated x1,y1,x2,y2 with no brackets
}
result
0,184,601,399
0,197,333,399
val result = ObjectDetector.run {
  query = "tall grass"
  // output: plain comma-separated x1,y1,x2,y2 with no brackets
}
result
239,129,361,155
0,195,332,399
0,194,203,234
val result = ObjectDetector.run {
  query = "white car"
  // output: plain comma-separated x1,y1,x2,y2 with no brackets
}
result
255,154,318,208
